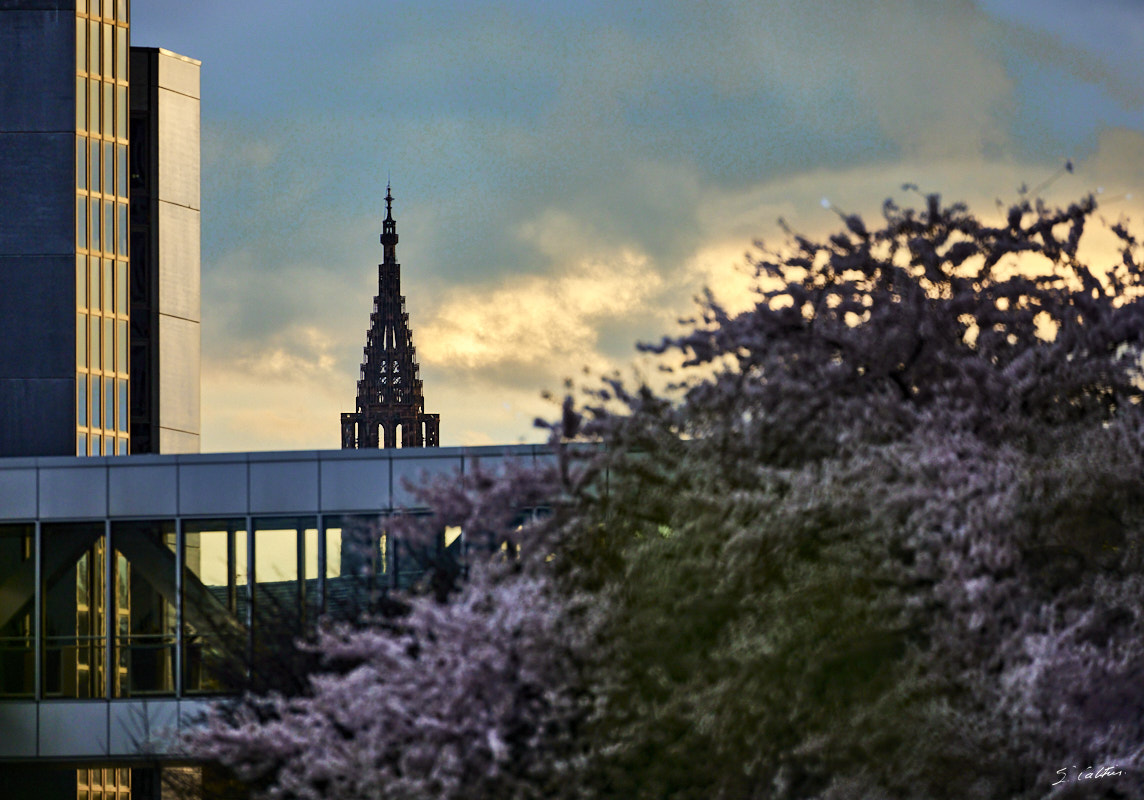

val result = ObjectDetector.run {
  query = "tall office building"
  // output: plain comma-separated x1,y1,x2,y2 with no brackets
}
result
129,47,201,455
0,2,199,459
0,8,200,797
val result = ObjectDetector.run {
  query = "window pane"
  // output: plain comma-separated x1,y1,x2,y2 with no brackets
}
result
116,321,127,380
89,78,100,132
103,258,113,314
77,433,88,456
88,21,99,75
91,370,101,427
0,524,35,697
104,320,113,376
116,84,126,141
183,520,249,694
77,138,87,190
117,203,128,256
117,378,127,432
89,137,100,193
116,259,127,311
90,257,101,311
103,200,113,252
76,196,87,247
103,142,113,198
77,373,88,426
117,437,127,456
116,26,126,80
90,313,101,370
76,17,86,73
90,199,100,253
77,254,87,308
117,144,127,196
77,313,88,369
322,516,386,619
76,76,86,130
42,524,106,699
102,82,112,138
102,24,112,78
112,521,177,696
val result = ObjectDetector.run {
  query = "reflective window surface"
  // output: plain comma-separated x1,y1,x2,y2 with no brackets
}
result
183,520,247,694
0,512,459,699
42,524,106,699
0,525,34,697
112,521,176,696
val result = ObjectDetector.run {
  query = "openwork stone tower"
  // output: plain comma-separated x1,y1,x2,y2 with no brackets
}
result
341,186,440,449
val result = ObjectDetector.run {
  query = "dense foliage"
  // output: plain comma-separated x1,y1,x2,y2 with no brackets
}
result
185,193,1144,799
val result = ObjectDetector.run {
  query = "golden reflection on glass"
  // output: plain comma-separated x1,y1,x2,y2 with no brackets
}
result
90,316,101,372
77,374,87,427
77,254,87,308
76,17,86,73
76,195,87,246
77,137,87,190
117,321,127,378
88,20,99,75
76,76,86,130
116,26,126,80
116,258,127,310
89,78,99,133
102,82,112,137
76,313,87,368
116,85,126,139
90,138,99,193
90,256,101,312
103,199,113,252
103,318,113,374
104,142,113,195
103,258,113,314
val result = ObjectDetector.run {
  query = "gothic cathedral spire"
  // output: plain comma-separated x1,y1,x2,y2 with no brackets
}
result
341,185,440,449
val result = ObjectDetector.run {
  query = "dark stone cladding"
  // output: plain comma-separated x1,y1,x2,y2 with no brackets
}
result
0,7,74,132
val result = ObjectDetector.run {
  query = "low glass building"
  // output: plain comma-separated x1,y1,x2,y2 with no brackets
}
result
0,444,549,796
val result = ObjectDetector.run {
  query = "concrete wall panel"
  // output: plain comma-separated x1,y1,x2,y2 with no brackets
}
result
156,202,200,321
320,455,390,512
39,701,108,757
39,463,106,518
391,449,464,508
157,315,200,436
156,52,200,102
109,464,177,517
0,465,37,519
250,459,318,514
0,702,36,757
156,86,199,210
109,699,178,756
178,461,247,516
158,428,199,455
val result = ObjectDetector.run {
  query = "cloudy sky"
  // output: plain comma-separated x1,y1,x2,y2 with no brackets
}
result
131,0,1144,452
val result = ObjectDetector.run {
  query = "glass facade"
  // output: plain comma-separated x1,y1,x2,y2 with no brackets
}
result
76,0,129,456
77,767,131,800
0,514,463,700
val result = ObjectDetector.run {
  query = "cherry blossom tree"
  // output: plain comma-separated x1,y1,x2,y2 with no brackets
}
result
184,192,1144,800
